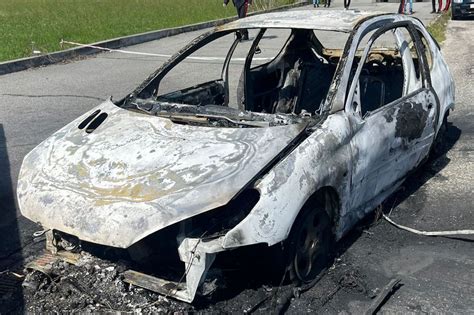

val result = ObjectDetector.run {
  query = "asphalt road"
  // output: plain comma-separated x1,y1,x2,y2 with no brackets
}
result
0,2,472,313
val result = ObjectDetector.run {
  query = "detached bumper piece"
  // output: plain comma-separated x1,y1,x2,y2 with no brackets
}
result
28,232,225,303
26,251,81,275
122,237,225,303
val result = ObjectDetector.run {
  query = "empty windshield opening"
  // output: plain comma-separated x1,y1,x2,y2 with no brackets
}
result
127,27,348,121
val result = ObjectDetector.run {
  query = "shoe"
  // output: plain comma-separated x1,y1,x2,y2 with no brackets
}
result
317,4,319,7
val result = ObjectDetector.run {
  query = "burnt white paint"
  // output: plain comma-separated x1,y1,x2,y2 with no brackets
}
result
218,9,388,33
17,10,455,303
18,100,306,248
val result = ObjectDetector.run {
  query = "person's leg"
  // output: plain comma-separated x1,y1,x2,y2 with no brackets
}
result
327,0,331,7
431,0,436,13
238,3,249,40
438,0,442,12
409,0,413,13
398,0,405,13
444,0,451,11
316,0,319,7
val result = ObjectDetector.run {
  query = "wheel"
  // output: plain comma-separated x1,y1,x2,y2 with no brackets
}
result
285,206,333,284
430,112,448,158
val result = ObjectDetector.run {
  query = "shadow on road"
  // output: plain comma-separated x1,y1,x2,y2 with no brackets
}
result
0,124,25,312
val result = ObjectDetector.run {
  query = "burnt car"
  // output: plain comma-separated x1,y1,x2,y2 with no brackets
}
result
18,10,454,303
452,0,474,20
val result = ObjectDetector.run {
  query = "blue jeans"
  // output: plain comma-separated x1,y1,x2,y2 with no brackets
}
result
313,0,320,5
405,0,413,13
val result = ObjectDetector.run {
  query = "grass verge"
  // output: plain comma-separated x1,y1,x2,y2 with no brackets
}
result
427,10,451,44
0,0,297,62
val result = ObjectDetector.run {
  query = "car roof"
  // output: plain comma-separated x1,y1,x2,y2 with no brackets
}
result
217,9,390,33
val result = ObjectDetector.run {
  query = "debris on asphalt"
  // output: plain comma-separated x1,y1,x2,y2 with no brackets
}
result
21,251,192,313
364,278,402,315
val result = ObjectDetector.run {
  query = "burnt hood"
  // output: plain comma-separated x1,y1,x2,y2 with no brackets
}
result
17,100,306,248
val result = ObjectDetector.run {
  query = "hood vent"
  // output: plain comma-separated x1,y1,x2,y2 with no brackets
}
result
78,110,101,130
85,112,108,133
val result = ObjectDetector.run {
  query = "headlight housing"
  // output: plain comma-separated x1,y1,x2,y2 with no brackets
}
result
453,0,463,4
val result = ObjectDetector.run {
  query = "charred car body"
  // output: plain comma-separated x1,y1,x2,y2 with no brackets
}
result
18,10,454,302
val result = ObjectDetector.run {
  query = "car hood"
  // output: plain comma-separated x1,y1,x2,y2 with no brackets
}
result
18,100,306,248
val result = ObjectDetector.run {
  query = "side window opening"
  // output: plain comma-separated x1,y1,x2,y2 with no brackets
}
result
391,27,423,96
347,25,423,117
417,30,434,70
250,28,292,68
156,32,239,107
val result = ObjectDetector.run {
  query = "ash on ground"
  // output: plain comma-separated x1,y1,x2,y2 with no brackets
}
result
21,251,192,313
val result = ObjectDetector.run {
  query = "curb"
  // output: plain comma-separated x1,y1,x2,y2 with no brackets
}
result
0,1,308,76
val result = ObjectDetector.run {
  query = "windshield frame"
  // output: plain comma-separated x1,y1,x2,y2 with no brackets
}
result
120,26,351,116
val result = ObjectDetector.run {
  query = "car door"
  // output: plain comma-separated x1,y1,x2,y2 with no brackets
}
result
346,22,438,213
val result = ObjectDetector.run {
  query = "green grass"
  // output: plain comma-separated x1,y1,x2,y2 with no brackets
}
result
0,0,296,62
427,10,451,44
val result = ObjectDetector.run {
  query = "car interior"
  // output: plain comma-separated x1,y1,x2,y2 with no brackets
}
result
153,27,410,117
155,28,339,115
240,29,336,115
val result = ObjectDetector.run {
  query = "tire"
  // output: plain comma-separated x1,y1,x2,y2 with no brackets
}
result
279,205,334,284
452,13,459,20
430,112,448,158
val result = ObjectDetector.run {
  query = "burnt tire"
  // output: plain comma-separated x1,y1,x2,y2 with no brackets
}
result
265,203,334,285
286,206,333,284
267,206,333,285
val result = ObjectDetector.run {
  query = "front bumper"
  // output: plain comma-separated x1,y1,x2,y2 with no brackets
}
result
453,2,474,18
27,231,226,303
123,237,226,303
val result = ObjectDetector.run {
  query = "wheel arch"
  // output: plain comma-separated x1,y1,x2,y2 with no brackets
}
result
295,186,341,236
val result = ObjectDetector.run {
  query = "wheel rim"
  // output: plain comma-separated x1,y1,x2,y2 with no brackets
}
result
293,211,328,282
